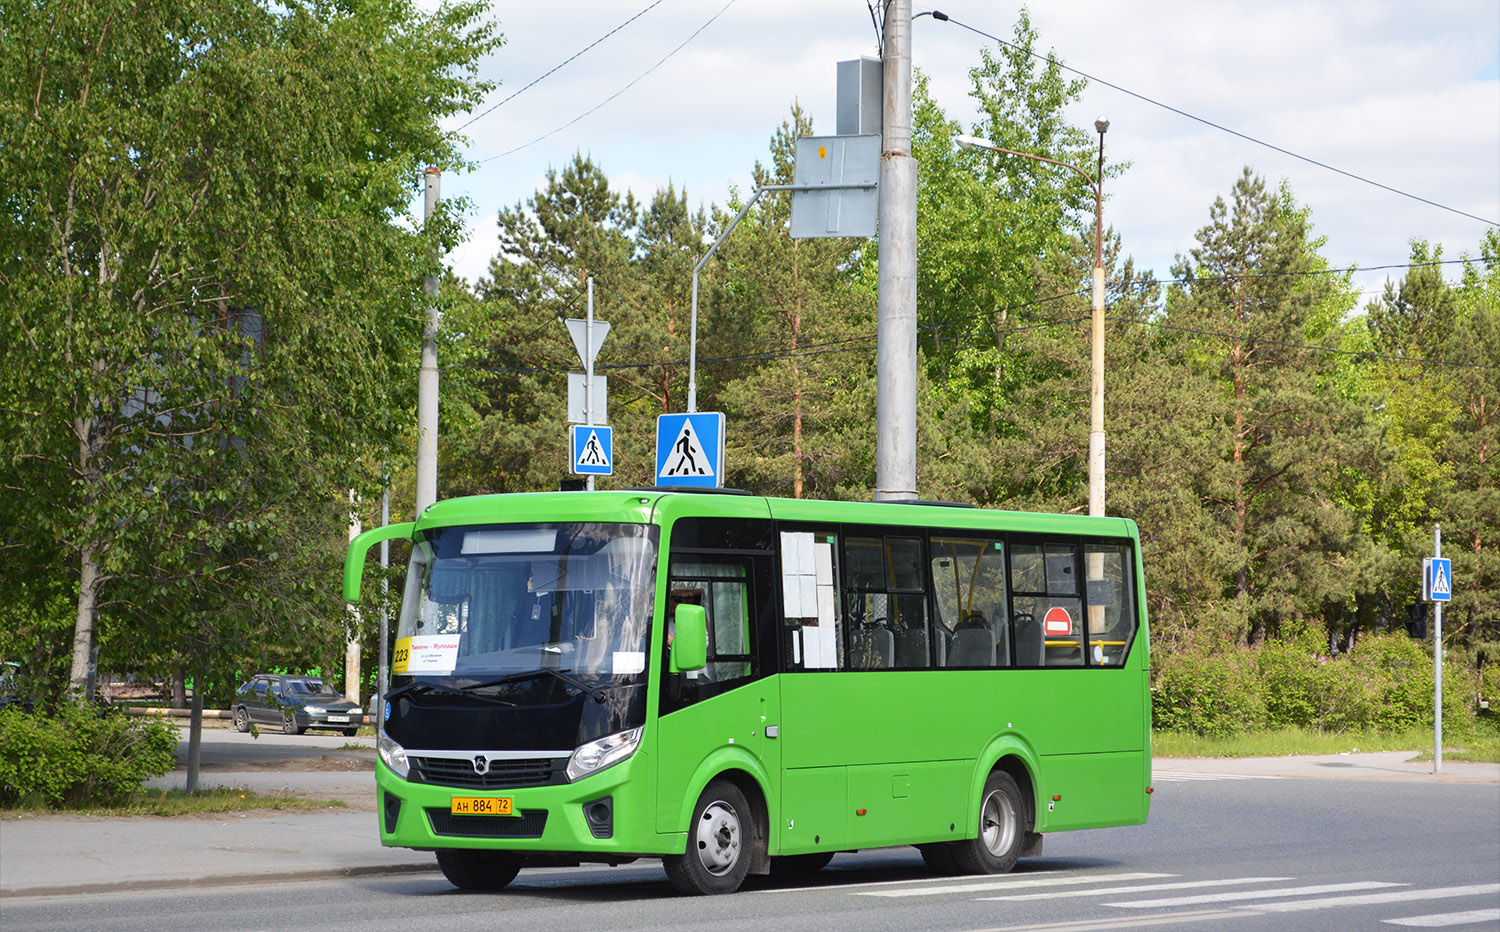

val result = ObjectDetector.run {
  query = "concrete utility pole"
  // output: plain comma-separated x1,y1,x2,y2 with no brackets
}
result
875,0,918,503
955,118,1110,517
345,492,361,704
416,167,441,515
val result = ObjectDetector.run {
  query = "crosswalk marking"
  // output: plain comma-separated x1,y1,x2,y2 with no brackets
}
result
1248,883,1500,913
963,909,1249,932
856,872,1174,898
1151,771,1283,782
1108,880,1403,908
977,877,1293,902
755,870,1075,895
783,863,1498,929
1385,907,1500,927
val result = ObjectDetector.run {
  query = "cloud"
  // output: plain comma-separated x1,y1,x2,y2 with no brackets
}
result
436,0,1499,297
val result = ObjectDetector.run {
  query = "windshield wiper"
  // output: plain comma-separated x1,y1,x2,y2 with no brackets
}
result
384,680,515,707
470,669,621,704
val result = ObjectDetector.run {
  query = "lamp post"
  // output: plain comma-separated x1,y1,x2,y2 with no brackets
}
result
955,119,1110,517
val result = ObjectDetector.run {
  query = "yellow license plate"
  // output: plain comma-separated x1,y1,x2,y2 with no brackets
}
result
451,796,513,816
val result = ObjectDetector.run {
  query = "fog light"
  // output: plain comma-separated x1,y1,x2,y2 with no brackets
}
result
382,791,402,834
584,796,614,838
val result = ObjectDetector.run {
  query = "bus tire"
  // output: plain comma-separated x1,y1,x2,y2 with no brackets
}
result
769,851,834,876
950,770,1026,875
665,779,753,895
435,849,523,891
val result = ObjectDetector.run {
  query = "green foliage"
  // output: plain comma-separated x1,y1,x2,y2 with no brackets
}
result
1154,628,1478,739
0,0,499,702
0,705,178,808
1151,644,1265,737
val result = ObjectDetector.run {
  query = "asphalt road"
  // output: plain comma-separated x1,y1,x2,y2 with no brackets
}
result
6,769,1497,932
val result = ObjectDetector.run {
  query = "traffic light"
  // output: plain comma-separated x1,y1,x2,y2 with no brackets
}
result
1404,602,1428,639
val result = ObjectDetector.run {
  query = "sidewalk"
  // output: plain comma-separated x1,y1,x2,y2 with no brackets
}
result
1154,751,1500,784
1,752,1495,898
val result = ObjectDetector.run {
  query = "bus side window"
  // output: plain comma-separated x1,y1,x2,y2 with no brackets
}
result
780,531,842,671
1009,542,1084,668
1084,542,1135,665
842,536,927,670
932,537,1008,669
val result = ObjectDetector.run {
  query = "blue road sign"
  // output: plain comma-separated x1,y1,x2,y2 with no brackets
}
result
656,413,725,487
571,425,613,476
1426,557,1452,602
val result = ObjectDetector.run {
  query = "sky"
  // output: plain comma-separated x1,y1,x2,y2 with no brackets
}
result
432,0,1500,308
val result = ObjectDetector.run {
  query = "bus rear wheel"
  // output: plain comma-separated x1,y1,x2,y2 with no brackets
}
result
950,770,1027,875
435,849,523,891
665,779,753,895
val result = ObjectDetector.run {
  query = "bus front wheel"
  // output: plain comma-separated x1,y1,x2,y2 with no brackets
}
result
950,770,1027,875
435,849,523,891
665,779,753,895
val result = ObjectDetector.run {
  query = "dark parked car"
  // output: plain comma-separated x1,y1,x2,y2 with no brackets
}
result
232,675,364,736
0,661,33,712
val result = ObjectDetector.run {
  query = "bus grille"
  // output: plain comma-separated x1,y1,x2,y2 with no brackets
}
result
427,808,548,839
409,756,563,790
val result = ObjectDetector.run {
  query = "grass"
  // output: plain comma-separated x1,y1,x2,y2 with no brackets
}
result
1153,721,1500,763
2,786,347,818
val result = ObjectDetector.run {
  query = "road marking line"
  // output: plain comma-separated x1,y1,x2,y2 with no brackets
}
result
756,864,1062,894
1246,883,1500,912
977,877,1293,902
1109,881,1403,908
1384,907,1500,927
856,873,1176,897
1150,772,1283,782
961,908,1251,932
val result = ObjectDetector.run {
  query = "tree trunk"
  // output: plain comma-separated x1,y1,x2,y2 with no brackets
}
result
186,671,204,794
69,547,100,697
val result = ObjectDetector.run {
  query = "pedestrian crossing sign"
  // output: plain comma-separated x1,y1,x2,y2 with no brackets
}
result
570,425,613,476
655,413,725,488
1423,557,1452,602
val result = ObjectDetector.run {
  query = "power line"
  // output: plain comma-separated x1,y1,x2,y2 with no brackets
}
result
455,0,668,134
928,12,1500,228
478,0,739,164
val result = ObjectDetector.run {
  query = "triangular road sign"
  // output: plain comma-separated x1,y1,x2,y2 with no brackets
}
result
570,425,613,476
1431,561,1450,597
655,413,725,487
661,421,712,478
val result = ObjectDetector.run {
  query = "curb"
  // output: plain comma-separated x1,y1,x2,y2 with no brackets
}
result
0,862,439,900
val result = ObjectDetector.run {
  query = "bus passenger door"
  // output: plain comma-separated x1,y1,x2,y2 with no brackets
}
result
655,551,780,835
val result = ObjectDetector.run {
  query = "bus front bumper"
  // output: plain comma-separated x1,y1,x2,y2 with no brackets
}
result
374,756,679,857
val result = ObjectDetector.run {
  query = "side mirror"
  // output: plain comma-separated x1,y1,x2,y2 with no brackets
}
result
670,604,708,673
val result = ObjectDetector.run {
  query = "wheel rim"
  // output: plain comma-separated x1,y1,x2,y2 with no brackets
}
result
693,799,742,876
235,709,246,729
979,788,1017,857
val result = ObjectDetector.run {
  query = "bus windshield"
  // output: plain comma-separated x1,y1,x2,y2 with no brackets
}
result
395,522,657,680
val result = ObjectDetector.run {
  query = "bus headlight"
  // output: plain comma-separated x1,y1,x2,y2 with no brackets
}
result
566,727,642,782
378,731,410,779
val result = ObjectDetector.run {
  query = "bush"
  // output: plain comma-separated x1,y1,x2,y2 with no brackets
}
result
0,703,178,808
1257,631,1381,733
1152,645,1264,737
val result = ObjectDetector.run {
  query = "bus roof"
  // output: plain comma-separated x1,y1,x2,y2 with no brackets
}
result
413,490,1139,541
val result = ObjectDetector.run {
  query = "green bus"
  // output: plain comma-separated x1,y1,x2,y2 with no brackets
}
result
344,489,1151,895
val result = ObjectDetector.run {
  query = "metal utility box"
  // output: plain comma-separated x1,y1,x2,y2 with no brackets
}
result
837,56,883,137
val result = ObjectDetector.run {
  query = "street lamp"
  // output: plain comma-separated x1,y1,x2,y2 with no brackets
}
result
955,118,1110,518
